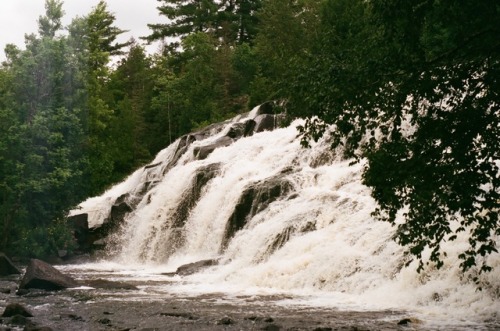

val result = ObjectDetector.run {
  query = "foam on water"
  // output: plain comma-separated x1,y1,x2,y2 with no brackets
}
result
70,113,500,328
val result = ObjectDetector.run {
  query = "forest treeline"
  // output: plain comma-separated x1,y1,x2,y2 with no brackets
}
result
0,0,498,276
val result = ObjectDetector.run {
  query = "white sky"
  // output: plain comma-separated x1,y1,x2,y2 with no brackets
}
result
0,0,165,61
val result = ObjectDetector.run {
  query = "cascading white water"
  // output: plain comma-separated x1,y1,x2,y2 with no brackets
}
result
71,110,500,328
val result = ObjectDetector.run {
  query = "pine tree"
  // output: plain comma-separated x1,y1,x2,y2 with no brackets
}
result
146,0,261,45
145,0,219,42
69,0,131,195
108,41,153,180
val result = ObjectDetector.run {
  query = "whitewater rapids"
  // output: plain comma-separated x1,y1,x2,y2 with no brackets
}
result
70,108,500,328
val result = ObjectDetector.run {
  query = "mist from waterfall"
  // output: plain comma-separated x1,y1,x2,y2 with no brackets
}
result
71,109,500,327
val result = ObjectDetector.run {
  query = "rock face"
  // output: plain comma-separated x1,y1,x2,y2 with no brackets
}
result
194,136,234,160
222,170,294,249
0,252,21,276
1,303,33,317
174,259,218,276
68,103,289,254
67,213,91,251
171,163,221,228
102,193,133,235
19,259,78,290
69,194,133,253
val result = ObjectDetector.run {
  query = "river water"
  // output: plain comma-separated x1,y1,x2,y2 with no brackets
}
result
51,108,500,330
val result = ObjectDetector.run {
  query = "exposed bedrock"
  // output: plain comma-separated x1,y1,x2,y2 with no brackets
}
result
171,163,221,228
1,303,33,317
193,119,257,160
151,163,222,259
67,213,91,252
259,220,316,262
69,194,133,253
194,136,234,160
67,103,287,254
221,169,295,249
191,106,285,161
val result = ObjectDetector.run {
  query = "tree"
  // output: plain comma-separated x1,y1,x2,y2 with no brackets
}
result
108,41,153,180
146,0,261,45
0,0,85,256
217,0,262,43
145,0,219,42
297,0,500,277
68,0,131,195
251,0,322,107
38,0,64,38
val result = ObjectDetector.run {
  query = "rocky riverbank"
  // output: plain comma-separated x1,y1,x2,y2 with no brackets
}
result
0,256,497,331
0,279,412,331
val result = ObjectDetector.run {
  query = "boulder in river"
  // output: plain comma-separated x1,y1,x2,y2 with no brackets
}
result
175,259,218,276
19,259,78,291
162,259,218,276
1,303,33,317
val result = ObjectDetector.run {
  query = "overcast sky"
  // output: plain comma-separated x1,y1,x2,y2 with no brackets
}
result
0,0,165,61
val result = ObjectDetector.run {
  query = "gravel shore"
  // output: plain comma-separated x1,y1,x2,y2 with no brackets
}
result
1,276,414,331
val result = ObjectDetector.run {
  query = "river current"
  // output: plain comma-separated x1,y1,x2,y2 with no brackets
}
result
66,107,500,330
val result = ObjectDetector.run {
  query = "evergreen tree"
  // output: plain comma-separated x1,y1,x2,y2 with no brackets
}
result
251,0,322,107
146,0,261,45
0,0,85,256
37,0,64,38
148,56,183,152
145,0,219,42
217,0,262,43
69,0,131,195
108,41,153,180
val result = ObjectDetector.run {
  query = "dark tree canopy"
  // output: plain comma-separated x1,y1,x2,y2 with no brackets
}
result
145,0,219,42
145,0,261,44
294,0,500,276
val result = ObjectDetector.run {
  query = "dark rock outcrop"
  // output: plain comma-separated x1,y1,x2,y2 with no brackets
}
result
70,194,133,252
253,100,287,133
260,221,316,260
19,259,78,291
257,100,280,115
217,317,234,325
193,136,234,160
222,171,294,248
103,193,132,233
9,314,31,326
192,121,228,141
0,253,21,276
67,213,90,251
254,114,279,133
226,120,256,139
0,287,11,294
160,312,199,320
1,303,33,318
84,279,138,290
262,324,281,331
172,163,221,228
193,114,275,161
163,259,218,276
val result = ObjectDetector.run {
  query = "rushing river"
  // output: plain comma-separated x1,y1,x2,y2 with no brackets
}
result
62,106,500,330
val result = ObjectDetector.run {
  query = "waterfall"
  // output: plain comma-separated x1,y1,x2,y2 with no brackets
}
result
70,106,500,326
